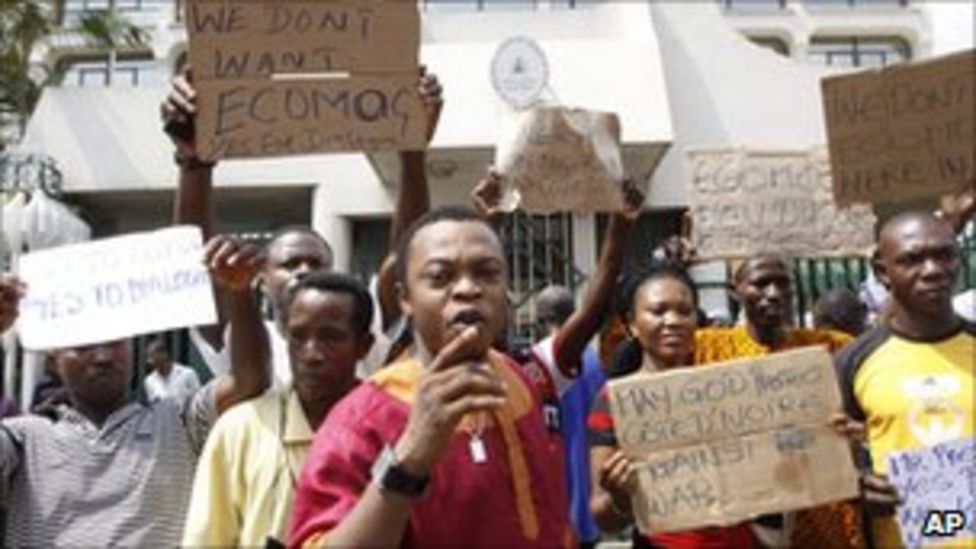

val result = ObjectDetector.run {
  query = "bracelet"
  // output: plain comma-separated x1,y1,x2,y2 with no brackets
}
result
174,151,216,169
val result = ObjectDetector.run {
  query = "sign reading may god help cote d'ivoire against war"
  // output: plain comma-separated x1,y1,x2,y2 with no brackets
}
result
16,227,217,351
822,49,974,206
608,347,859,534
687,148,876,260
185,0,426,161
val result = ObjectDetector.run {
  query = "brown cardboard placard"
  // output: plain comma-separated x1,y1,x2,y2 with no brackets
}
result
821,49,975,206
195,76,426,159
495,107,625,214
608,347,859,534
186,0,422,160
687,148,876,260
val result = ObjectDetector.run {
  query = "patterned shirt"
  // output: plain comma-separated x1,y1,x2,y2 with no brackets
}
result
290,350,574,548
0,384,216,546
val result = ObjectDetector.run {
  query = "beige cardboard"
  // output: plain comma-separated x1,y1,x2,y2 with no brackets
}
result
821,49,974,205
186,0,421,160
688,148,876,260
495,107,625,214
608,347,860,534
195,76,426,160
186,0,419,79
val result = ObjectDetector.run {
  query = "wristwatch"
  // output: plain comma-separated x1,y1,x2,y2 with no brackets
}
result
371,445,430,498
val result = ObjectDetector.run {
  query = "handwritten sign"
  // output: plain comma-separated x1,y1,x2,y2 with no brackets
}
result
17,227,217,350
186,0,425,160
608,347,859,534
822,49,975,205
495,107,625,214
688,148,876,260
888,438,976,548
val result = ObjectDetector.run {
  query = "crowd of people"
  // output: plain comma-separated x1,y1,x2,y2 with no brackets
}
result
0,67,972,548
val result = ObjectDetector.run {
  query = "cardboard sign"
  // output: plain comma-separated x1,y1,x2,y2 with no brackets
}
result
495,107,625,214
186,0,425,160
608,347,859,534
822,50,975,205
888,438,976,548
17,227,217,350
688,148,876,260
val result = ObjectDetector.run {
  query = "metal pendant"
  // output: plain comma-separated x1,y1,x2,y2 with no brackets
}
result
469,435,487,464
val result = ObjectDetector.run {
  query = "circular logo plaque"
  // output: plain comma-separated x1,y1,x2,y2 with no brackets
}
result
491,37,549,110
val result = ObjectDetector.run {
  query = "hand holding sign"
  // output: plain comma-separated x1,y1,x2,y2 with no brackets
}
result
599,449,639,515
860,472,900,517
204,235,264,292
418,66,443,146
471,168,505,222
161,70,204,163
0,274,25,333
618,178,645,223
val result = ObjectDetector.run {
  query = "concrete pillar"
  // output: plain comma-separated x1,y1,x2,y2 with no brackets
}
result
311,184,353,273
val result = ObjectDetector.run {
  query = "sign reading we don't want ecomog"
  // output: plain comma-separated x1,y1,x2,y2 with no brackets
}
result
608,347,859,534
185,0,426,160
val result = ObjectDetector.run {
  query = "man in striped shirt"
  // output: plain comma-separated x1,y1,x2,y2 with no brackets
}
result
0,236,270,546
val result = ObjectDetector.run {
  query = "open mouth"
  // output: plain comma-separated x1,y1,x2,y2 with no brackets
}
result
450,308,486,328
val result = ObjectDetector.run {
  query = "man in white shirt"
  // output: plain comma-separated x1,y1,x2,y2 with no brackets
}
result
144,336,201,403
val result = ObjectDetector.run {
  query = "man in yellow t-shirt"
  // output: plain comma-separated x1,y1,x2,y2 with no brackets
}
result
182,272,374,547
837,212,975,549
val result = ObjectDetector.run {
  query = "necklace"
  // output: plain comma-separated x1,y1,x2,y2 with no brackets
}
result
465,412,490,464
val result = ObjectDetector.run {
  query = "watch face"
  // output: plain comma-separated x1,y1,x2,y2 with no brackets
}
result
491,36,549,110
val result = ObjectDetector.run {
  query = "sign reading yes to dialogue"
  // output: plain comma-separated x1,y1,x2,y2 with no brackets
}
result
687,148,876,260
822,49,974,206
887,438,976,548
185,0,426,161
17,226,217,350
607,347,859,534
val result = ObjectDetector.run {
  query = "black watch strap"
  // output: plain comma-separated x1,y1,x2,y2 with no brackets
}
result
372,445,429,498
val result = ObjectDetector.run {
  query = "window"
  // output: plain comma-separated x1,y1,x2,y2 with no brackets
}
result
722,0,787,10
748,36,791,56
501,212,578,348
804,0,908,7
63,59,161,87
421,0,582,12
808,36,910,67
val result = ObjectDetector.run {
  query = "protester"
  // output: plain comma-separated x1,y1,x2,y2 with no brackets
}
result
143,334,201,403
183,272,374,546
589,265,763,547
162,68,443,381
813,288,869,337
532,285,608,549
290,207,572,547
600,254,859,546
0,235,270,546
837,212,975,549
695,256,861,548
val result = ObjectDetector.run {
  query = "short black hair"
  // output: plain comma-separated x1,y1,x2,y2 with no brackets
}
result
610,262,700,379
619,262,700,322
284,272,374,336
266,225,333,257
393,206,501,285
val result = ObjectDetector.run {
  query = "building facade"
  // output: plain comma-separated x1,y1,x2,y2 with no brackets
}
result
14,0,969,344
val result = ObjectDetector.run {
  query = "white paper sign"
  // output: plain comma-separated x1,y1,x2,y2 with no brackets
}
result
887,437,976,548
17,226,217,350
